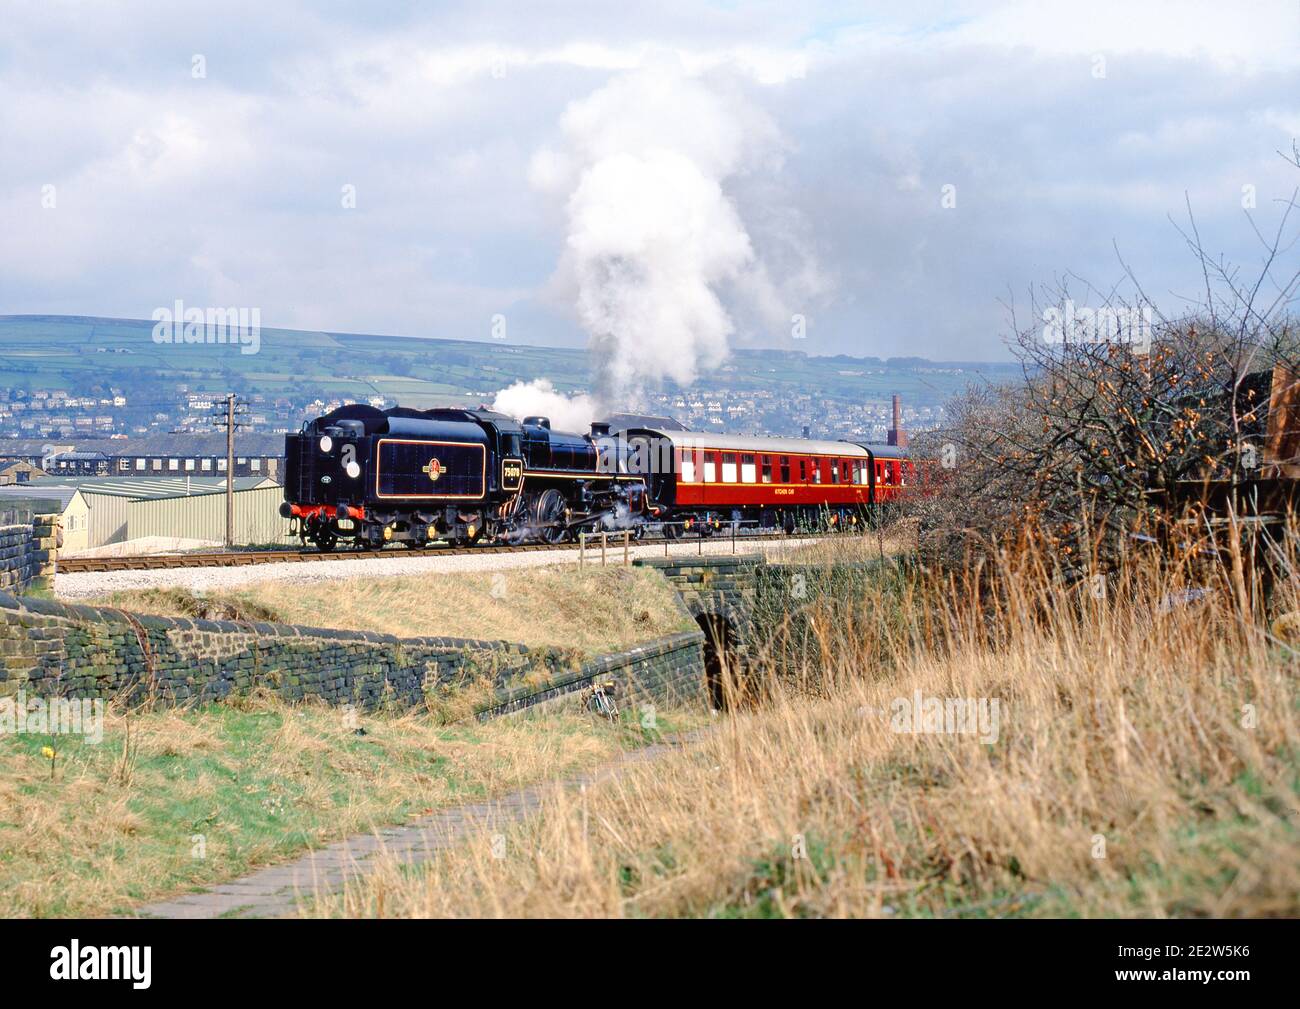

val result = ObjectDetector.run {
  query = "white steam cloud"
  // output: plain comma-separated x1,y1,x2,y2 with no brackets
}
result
492,61,825,426
491,378,597,432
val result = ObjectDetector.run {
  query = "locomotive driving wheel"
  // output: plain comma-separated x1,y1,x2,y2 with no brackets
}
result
533,489,567,544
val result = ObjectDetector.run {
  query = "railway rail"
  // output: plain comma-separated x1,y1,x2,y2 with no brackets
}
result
56,528,817,573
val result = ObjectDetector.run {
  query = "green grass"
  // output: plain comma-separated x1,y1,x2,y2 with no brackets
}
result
0,695,703,917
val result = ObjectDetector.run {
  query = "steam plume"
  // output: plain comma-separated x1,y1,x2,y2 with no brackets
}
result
493,62,823,426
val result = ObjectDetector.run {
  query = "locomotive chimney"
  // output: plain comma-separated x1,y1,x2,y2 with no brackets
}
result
887,393,908,448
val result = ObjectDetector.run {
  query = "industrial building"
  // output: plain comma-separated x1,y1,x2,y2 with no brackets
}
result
126,482,292,548
0,476,285,553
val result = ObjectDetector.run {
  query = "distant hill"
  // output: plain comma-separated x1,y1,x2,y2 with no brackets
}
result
0,314,1017,413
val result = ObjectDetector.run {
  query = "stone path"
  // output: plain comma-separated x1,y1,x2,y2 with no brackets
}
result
134,736,696,919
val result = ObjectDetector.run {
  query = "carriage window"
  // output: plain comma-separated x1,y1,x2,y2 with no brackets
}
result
703,451,717,482
799,459,807,482
812,459,822,484
761,456,772,483
779,456,790,483
842,461,851,483
830,459,840,484
741,454,756,483
721,452,738,482
681,449,696,483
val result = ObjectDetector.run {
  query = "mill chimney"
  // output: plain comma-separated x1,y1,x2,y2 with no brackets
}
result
887,393,908,448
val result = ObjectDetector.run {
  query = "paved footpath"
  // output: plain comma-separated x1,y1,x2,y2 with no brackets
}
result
134,735,696,919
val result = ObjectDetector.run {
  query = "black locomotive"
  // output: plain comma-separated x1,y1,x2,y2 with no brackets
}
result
281,404,647,550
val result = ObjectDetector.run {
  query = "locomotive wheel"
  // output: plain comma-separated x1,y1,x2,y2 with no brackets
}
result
534,489,567,545
661,520,680,540
313,528,337,552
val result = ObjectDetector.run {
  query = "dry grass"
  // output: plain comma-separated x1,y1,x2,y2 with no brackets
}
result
94,565,691,656
316,540,1299,918
766,519,917,565
0,693,703,917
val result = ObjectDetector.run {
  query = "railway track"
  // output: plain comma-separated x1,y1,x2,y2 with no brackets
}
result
56,530,808,573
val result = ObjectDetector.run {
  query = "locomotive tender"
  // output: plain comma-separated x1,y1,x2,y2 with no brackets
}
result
282,404,910,550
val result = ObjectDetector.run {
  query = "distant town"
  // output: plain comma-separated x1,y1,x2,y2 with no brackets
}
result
0,314,1013,490
0,383,940,443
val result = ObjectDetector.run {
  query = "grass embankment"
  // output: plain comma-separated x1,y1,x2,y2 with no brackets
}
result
92,565,692,656
0,695,702,917
316,545,1299,918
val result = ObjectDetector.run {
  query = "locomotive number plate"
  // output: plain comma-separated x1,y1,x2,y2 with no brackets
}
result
501,457,524,492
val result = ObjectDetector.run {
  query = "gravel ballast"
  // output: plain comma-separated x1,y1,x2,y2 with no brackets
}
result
55,537,822,599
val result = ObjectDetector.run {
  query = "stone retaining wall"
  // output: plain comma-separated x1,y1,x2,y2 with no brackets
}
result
0,590,707,718
0,515,58,594
477,630,705,720
632,555,760,649
3,549,886,718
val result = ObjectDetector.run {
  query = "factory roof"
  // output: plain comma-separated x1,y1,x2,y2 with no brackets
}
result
6,476,277,500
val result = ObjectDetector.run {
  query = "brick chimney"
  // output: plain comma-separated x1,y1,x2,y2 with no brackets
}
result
887,393,908,448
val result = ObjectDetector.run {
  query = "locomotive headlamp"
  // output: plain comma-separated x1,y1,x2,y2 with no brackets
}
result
318,435,333,453
345,461,361,479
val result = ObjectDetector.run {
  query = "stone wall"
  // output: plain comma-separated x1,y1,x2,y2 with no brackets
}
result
632,555,760,649
478,630,705,720
0,589,707,718
0,549,886,718
0,515,58,595
632,554,900,691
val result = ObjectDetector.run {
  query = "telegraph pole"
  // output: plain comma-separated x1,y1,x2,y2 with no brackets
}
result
210,393,250,549
225,394,235,547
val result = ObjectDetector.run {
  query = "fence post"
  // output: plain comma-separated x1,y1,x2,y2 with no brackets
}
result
601,531,607,567
579,532,586,569
623,529,630,566
732,520,737,554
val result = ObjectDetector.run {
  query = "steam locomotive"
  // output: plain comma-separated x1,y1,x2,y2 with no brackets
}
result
281,404,910,550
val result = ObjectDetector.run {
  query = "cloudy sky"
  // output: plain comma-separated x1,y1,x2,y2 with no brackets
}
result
2,0,1298,364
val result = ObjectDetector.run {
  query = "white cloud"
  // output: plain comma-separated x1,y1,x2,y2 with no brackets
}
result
0,1,1297,365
